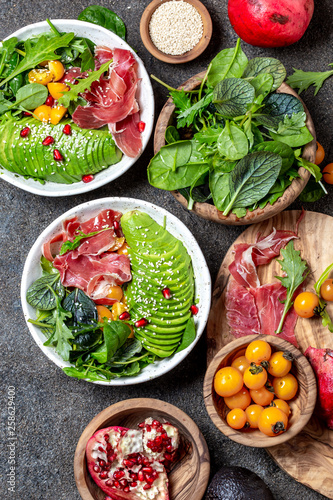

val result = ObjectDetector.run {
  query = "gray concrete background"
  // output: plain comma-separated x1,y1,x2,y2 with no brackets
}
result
1,1,332,499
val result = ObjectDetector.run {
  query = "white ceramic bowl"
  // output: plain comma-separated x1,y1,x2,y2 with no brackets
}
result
21,197,211,385
1,20,154,196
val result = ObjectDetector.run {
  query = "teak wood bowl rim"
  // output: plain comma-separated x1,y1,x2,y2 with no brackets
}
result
74,398,210,500
140,0,213,64
154,74,316,225
203,335,317,448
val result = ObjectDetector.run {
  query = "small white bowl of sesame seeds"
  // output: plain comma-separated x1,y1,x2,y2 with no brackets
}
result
140,0,212,64
21,197,211,385
1,20,154,197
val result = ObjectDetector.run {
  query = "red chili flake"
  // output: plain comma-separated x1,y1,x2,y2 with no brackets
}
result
45,95,54,107
20,127,30,138
119,311,131,321
138,121,146,132
42,136,55,146
63,124,72,135
53,149,64,161
82,174,94,183
190,305,199,315
134,318,148,328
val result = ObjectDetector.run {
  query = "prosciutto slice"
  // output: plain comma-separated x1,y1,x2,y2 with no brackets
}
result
108,112,142,158
226,279,261,337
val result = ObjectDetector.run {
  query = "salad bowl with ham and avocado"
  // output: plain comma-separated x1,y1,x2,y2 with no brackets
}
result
21,198,211,385
0,19,154,196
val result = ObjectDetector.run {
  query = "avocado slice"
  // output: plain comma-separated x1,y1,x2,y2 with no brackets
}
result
121,211,196,357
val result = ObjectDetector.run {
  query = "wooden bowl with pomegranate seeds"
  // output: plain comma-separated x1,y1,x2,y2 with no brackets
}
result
74,398,210,500
203,335,317,447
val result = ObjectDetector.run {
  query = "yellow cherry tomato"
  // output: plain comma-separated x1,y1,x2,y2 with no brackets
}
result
107,285,123,301
33,104,52,122
258,407,288,436
97,305,112,323
47,82,69,100
48,60,65,81
323,163,333,185
224,387,251,410
231,355,250,375
320,279,333,301
268,351,293,377
111,302,127,321
245,404,264,429
50,105,67,125
315,141,325,165
294,291,319,318
243,363,268,390
28,68,53,85
128,325,135,339
273,373,298,401
117,241,130,255
245,339,271,365
271,399,291,417
226,408,247,430
250,386,275,406
214,366,243,398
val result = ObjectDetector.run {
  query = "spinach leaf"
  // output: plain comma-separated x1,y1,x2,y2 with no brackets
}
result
0,33,75,87
213,78,255,117
107,338,143,365
295,155,322,182
11,83,48,110
253,141,294,175
148,140,194,190
207,38,248,87
175,317,196,353
299,180,325,202
63,288,98,326
250,74,274,97
252,124,264,146
256,93,304,129
72,329,102,349
223,151,282,215
165,126,180,144
212,157,237,173
194,126,223,144
79,38,95,72
0,37,18,77
242,57,286,91
78,5,126,40
209,170,231,211
41,255,58,274
270,126,313,147
92,321,131,363
217,121,248,161
26,272,65,310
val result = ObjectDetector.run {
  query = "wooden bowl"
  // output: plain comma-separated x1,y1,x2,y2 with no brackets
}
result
74,398,210,499
154,75,316,225
203,335,317,447
140,0,212,63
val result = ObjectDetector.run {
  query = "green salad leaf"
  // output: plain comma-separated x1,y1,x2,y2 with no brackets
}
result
207,38,248,87
286,65,333,95
78,5,126,40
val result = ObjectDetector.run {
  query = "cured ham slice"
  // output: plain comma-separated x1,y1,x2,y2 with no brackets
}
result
108,112,142,158
250,283,299,346
226,279,261,337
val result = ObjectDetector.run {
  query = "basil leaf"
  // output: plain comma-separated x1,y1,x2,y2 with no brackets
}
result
217,121,248,161
13,83,48,110
175,317,196,353
165,125,180,144
213,78,255,117
270,126,313,147
62,288,98,326
242,57,286,91
250,74,274,97
223,151,282,215
253,141,294,175
26,273,65,310
78,5,126,40
207,38,248,87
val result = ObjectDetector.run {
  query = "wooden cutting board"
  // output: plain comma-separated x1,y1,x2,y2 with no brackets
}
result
207,210,333,499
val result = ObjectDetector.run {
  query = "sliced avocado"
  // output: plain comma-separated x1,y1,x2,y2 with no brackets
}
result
121,211,196,358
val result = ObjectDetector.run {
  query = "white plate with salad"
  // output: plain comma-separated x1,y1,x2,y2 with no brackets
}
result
21,197,211,385
0,19,154,196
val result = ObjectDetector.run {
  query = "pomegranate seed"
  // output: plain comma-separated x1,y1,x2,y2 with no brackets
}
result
142,467,153,473
114,470,125,479
164,453,172,461
143,484,151,490
20,127,30,138
166,444,173,452
124,487,130,493
152,471,159,479
130,473,138,480
98,446,105,453
138,471,144,482
120,479,128,487
42,135,55,146
23,111,32,116
121,429,127,436
145,475,154,484
119,311,131,321
63,123,72,135
123,459,134,467
114,480,120,488
45,95,54,106
143,457,150,466
138,422,145,428
136,456,143,465
135,318,148,328
100,471,108,479
109,453,117,462
114,220,120,231
138,121,146,132
162,288,171,299
145,424,151,432
146,440,153,449
131,481,137,487
53,149,64,161
99,460,106,467
152,420,161,428
155,436,162,445
106,442,112,451
93,465,100,472
190,304,199,315
104,434,109,441
157,426,164,433
82,174,94,183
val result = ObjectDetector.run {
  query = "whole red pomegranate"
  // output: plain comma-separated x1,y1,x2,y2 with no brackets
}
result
228,0,314,48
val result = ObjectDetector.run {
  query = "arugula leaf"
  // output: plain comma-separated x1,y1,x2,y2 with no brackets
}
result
176,92,213,128
26,272,65,310
0,33,75,87
78,5,126,40
170,89,192,113
207,38,248,87
43,290,73,361
275,241,308,334
59,227,110,255
286,65,333,95
175,317,196,353
58,60,110,107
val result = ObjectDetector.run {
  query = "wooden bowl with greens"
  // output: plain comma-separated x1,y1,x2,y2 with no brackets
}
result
151,43,317,225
